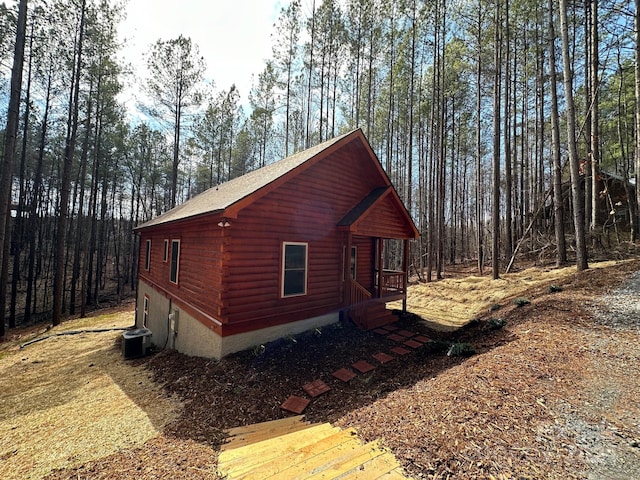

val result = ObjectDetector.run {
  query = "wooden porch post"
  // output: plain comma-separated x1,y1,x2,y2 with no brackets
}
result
402,238,410,312
376,237,384,299
345,231,353,307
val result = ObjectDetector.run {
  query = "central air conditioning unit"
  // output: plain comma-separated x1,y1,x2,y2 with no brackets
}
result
122,328,152,359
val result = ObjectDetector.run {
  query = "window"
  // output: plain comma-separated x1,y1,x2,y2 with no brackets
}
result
144,239,151,271
282,242,307,297
170,239,180,284
163,239,169,262
142,295,149,327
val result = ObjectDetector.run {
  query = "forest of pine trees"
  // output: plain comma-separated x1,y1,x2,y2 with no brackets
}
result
0,0,639,337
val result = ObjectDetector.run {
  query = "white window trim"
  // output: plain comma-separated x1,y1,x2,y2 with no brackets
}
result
170,239,181,285
163,239,169,262
142,295,149,327
144,239,151,271
281,241,308,298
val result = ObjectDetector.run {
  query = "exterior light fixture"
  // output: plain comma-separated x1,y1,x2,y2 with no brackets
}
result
217,219,231,228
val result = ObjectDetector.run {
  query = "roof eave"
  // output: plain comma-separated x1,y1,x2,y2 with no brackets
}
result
133,208,226,232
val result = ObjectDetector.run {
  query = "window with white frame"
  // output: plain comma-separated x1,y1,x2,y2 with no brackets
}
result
163,239,169,262
144,239,151,271
143,295,149,327
170,239,180,284
282,242,308,297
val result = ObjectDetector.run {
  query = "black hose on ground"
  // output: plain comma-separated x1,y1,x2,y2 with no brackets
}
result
19,326,134,349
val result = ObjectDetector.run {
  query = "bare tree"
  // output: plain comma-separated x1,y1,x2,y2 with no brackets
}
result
548,0,567,266
635,0,640,241
558,0,588,271
492,0,502,280
0,0,27,338
52,0,87,326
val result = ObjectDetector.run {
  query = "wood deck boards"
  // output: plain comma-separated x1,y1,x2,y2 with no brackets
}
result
218,416,412,480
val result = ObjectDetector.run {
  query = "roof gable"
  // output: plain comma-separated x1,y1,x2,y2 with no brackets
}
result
338,187,419,239
135,129,411,232
136,131,361,230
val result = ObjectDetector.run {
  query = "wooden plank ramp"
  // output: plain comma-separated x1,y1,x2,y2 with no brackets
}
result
218,415,412,479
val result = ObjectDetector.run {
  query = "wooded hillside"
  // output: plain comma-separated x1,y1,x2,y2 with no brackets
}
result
1,0,639,337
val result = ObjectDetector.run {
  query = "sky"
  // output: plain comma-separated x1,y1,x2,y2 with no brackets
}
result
117,0,289,114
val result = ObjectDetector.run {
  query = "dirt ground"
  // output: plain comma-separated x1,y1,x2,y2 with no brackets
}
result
0,304,184,480
2,259,640,479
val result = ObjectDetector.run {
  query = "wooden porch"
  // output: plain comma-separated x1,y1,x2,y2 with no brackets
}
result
344,237,410,330
337,184,418,331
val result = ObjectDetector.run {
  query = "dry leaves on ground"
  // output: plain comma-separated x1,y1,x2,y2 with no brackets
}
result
0,305,182,480
3,260,640,479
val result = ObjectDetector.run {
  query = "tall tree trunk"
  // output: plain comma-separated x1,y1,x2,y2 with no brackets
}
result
492,1,502,280
365,6,375,139
558,0,588,271
70,82,94,316
475,6,484,275
0,0,28,338
318,37,326,143
634,0,640,241
53,0,87,325
171,95,181,208
504,0,513,261
9,18,34,328
548,0,567,266
407,0,416,218
590,0,599,234
25,66,51,325
306,0,316,148
584,0,592,233
281,1,300,157
386,4,395,174
436,0,447,280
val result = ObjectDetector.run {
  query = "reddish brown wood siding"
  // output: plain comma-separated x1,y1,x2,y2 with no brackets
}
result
138,216,225,324
352,236,373,291
137,131,418,339
220,148,388,331
351,191,416,239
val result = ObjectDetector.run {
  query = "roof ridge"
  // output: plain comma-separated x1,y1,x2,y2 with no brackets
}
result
135,129,360,230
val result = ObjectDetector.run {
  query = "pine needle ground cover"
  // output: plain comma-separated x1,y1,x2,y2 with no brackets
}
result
394,260,620,330
2,260,640,479
0,306,183,480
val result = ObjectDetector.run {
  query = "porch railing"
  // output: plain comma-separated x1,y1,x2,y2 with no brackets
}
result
349,279,372,323
380,270,406,297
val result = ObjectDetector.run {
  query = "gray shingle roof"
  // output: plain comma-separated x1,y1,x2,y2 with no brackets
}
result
135,130,355,230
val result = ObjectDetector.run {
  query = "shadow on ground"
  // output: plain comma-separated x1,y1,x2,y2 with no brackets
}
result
137,308,516,448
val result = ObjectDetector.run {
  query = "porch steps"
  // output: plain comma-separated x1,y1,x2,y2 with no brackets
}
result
218,416,412,479
352,302,398,331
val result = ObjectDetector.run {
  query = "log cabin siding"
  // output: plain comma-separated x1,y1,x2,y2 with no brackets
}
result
135,130,419,348
352,192,416,239
220,149,387,328
138,216,225,322
352,236,373,291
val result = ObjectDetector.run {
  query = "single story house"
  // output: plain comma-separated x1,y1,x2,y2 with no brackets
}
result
134,129,419,359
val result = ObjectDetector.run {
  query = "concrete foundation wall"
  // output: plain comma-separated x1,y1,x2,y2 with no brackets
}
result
219,311,340,358
137,280,340,359
137,281,170,348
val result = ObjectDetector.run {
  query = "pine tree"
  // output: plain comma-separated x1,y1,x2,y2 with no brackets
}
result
144,35,205,208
